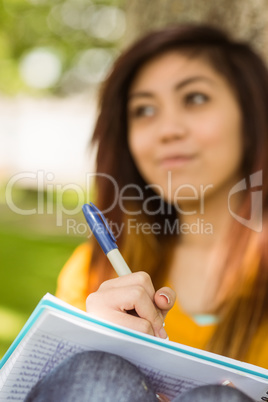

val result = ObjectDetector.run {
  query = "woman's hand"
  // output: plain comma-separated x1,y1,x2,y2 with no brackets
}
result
86,271,176,339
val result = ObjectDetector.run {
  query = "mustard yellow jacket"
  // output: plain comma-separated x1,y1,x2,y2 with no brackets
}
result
56,243,268,369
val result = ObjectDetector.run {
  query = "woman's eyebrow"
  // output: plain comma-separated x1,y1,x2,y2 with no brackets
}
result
128,75,215,100
175,75,215,91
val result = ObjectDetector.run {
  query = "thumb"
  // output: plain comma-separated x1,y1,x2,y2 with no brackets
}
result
154,286,176,320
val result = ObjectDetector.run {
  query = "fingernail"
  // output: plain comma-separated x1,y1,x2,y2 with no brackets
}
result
159,293,170,304
222,380,235,387
156,393,170,401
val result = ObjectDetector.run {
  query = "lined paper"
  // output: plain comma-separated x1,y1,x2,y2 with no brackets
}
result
1,294,268,401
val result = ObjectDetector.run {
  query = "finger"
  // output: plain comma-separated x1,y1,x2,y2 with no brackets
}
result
86,297,158,338
154,287,176,320
130,286,168,339
87,285,167,339
97,310,155,336
99,271,156,300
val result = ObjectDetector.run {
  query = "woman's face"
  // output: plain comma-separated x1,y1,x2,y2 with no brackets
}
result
127,51,243,207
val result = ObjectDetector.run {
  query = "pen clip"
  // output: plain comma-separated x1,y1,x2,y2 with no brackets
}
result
88,202,117,244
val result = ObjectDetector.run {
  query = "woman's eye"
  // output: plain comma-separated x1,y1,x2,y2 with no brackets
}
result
185,93,209,105
130,105,156,118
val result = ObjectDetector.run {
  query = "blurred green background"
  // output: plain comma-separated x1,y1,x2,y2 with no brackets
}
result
0,185,87,357
0,0,125,359
0,0,124,95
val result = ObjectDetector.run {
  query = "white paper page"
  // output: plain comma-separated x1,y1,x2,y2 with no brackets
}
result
1,304,268,401
0,311,201,401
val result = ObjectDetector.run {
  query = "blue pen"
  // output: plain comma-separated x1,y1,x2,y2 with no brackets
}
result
82,203,132,276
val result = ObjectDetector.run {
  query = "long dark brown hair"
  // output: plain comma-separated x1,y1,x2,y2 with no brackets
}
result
89,24,268,360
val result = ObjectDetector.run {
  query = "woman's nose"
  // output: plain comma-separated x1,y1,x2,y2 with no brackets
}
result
157,107,187,143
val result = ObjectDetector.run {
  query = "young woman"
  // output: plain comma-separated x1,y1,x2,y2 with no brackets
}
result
56,22,268,367
31,23,268,401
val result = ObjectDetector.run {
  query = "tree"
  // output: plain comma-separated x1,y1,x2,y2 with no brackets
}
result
122,0,268,63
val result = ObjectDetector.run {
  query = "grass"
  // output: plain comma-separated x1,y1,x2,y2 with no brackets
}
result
0,188,86,358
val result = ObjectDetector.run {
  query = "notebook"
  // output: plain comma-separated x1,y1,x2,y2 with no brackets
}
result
1,293,268,401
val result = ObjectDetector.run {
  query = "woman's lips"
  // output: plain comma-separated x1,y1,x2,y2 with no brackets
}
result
157,154,197,169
